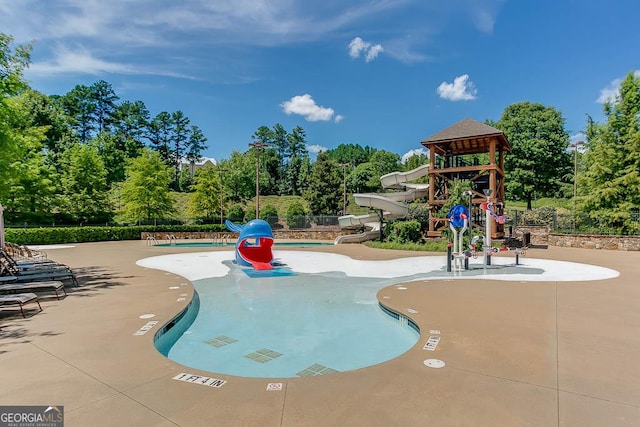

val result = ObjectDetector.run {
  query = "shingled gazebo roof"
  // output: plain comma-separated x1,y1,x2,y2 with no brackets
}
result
421,118,511,156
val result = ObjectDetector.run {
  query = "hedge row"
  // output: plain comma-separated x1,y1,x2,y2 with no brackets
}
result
5,224,228,245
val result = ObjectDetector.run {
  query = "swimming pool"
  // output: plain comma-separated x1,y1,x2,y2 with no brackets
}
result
155,264,420,378
139,250,619,379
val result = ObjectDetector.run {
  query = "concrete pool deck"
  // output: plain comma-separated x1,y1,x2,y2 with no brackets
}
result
0,241,638,426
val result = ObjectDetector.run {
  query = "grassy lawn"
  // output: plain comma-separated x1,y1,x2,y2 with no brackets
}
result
506,197,572,209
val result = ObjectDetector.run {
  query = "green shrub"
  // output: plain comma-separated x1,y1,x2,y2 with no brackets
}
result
388,220,423,243
407,202,431,232
286,202,308,228
4,224,227,245
260,204,279,226
227,204,245,222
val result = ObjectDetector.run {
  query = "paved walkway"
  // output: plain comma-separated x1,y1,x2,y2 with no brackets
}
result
0,241,638,426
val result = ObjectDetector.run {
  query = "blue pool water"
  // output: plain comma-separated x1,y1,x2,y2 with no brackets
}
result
155,262,419,378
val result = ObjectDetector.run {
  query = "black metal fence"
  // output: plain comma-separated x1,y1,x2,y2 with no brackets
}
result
504,208,640,235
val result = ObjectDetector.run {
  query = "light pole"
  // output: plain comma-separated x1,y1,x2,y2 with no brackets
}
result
339,162,349,215
218,168,226,224
249,141,268,219
569,140,584,232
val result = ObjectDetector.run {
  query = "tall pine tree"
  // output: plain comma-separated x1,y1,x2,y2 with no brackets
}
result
581,71,640,232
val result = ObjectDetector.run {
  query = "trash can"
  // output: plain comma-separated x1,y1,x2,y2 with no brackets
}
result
523,232,531,247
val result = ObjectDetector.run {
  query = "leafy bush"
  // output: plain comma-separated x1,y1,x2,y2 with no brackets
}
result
227,204,245,222
4,224,227,245
286,202,309,228
407,202,431,231
388,220,423,243
260,204,279,226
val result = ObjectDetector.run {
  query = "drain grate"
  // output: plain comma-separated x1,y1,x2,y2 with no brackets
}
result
244,348,283,363
296,363,339,377
205,336,238,347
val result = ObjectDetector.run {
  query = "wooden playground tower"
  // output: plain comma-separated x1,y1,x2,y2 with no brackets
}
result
420,118,512,239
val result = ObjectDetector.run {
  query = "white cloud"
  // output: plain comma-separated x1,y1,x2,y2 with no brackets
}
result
26,44,195,79
597,70,640,104
436,74,477,101
1,1,506,80
401,148,429,164
28,45,134,76
307,144,328,154
348,37,384,62
280,94,338,122
334,115,344,123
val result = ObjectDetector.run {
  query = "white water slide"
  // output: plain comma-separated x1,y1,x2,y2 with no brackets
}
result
335,164,430,244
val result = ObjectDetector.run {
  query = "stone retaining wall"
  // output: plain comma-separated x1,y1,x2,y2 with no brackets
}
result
511,226,640,251
548,233,640,251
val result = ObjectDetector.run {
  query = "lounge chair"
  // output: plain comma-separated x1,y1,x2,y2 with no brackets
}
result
0,252,78,287
0,293,42,318
0,281,67,300
0,250,65,270
1,261,78,287
5,243,47,260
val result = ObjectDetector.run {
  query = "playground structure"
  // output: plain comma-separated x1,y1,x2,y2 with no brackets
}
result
421,118,511,239
335,165,430,244
225,219,274,270
445,200,525,273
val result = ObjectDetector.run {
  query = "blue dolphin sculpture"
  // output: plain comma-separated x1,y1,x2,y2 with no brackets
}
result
225,219,274,270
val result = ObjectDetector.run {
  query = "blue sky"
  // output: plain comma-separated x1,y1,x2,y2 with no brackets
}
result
1,0,638,162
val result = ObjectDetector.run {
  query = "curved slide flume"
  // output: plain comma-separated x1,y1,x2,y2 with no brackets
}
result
335,164,430,244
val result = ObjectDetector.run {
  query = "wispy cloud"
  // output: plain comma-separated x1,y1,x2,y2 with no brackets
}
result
281,94,341,122
1,0,506,79
597,70,640,104
307,144,328,154
27,44,195,79
349,37,384,62
436,74,477,101
401,148,429,164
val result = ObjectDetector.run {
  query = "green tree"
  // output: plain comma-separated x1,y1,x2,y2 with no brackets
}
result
581,71,640,232
218,151,257,202
348,162,378,193
90,80,119,134
304,152,342,214
59,143,109,222
14,89,72,156
170,110,190,188
3,94,56,217
326,143,376,166
404,152,428,171
188,165,221,221
61,84,95,143
491,102,571,209
147,111,173,163
370,150,401,178
185,125,208,165
92,132,127,184
111,100,149,156
120,149,174,224
0,33,32,201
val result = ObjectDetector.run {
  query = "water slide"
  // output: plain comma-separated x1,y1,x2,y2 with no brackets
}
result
335,165,430,244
